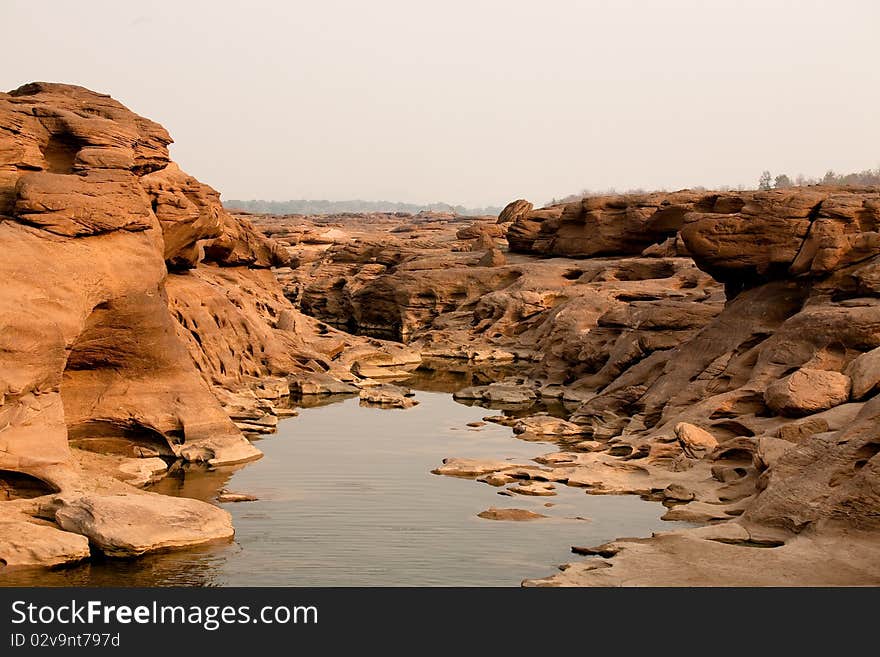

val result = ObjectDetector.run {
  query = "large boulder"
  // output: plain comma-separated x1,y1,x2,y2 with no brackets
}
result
765,368,851,417
497,198,533,224
846,347,880,400
681,187,880,294
506,190,712,257
55,493,234,557
674,422,718,458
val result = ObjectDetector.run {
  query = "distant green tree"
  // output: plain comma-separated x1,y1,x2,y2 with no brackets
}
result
774,174,793,189
758,170,773,190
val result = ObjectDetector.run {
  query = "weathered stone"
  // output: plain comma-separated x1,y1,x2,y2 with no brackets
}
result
765,369,851,417
663,483,696,502
359,384,418,408
674,423,718,458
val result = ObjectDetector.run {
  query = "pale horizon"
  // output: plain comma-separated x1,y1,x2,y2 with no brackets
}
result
4,0,879,207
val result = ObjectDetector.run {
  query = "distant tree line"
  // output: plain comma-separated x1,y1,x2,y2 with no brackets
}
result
224,198,503,216
757,167,880,191
547,165,880,206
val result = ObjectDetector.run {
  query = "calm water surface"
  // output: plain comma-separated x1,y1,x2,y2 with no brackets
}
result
2,388,687,586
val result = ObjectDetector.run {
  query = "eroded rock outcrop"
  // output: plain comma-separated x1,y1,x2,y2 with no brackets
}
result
0,82,417,570
265,185,880,585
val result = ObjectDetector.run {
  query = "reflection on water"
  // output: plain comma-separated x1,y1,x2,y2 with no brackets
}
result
404,363,578,418
401,360,521,392
1,388,689,587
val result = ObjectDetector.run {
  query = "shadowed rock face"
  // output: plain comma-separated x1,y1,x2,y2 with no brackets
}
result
0,82,418,566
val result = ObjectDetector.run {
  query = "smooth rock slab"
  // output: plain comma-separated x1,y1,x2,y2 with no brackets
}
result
0,520,91,568
54,493,233,557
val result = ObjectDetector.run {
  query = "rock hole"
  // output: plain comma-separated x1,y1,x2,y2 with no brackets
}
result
607,445,633,457
710,420,755,439
714,447,754,462
0,470,58,500
41,132,82,174
853,442,880,470
67,420,176,457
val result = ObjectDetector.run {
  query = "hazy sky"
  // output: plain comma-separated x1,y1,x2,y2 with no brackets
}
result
4,0,879,207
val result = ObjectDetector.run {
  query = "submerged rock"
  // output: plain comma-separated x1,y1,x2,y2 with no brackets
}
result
359,384,418,408
217,490,258,503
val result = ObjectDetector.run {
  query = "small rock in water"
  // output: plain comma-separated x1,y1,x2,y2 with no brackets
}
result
432,457,527,477
218,489,259,503
482,415,518,427
479,472,515,487
508,481,557,496
359,384,418,408
477,507,546,521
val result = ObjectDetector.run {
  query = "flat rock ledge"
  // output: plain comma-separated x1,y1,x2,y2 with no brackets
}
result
0,520,91,568
432,457,529,477
54,493,234,557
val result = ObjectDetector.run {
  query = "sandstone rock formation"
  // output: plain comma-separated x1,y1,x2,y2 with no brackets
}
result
477,507,545,521
4,81,879,585
266,185,880,585
0,83,418,570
